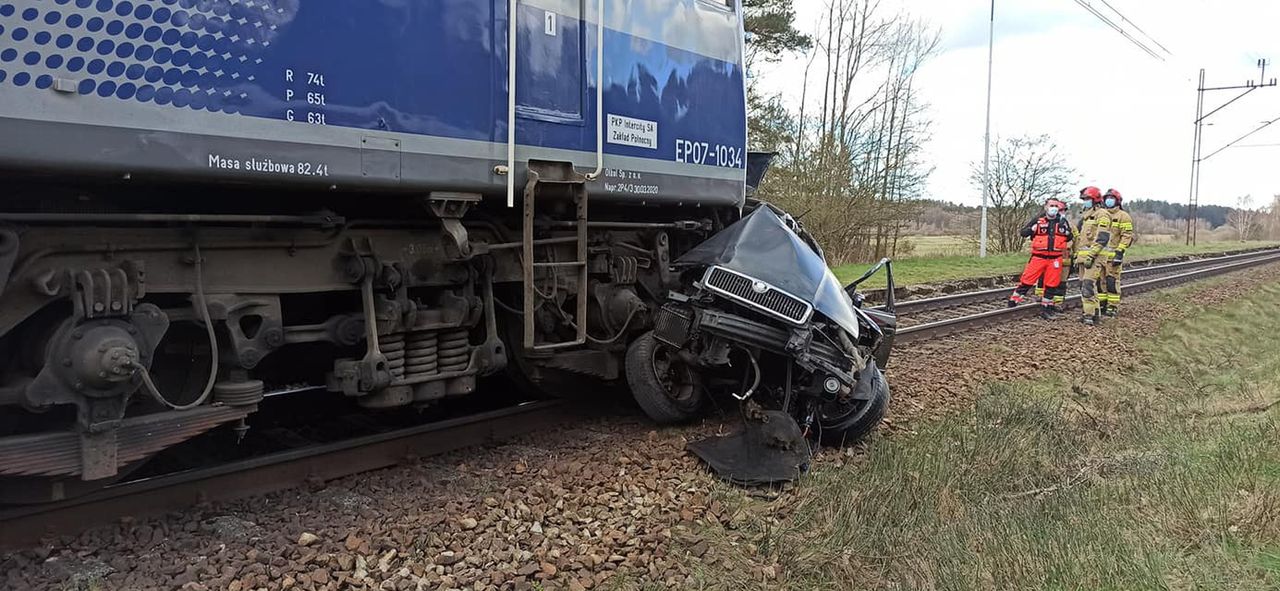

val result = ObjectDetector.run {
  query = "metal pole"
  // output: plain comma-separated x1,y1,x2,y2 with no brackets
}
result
1187,68,1204,245
1184,62,1275,245
1192,69,1206,246
979,0,994,258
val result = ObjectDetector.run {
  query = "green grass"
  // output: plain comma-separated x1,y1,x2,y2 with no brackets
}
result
896,235,974,258
834,240,1280,289
686,279,1280,590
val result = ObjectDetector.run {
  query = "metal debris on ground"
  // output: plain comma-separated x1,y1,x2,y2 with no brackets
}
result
687,403,811,487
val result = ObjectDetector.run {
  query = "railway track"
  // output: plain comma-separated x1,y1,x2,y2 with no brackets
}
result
4,247,1277,551
0,399,572,550
894,247,1280,345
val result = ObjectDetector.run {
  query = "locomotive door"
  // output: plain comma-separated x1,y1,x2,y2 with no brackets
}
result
514,0,587,124
502,0,595,348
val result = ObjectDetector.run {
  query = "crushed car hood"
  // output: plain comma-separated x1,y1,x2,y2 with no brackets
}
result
676,207,862,339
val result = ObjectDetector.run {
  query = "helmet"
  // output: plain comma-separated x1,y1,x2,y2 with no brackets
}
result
1104,188,1123,204
1080,186,1103,202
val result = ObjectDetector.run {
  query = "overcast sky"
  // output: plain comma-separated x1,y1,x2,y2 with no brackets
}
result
752,0,1280,208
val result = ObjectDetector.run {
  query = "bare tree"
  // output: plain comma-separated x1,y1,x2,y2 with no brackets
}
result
1266,194,1280,240
968,135,1076,253
1226,194,1260,241
755,0,941,263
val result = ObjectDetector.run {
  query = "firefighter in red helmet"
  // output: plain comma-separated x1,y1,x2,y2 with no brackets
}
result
1008,197,1074,319
1099,188,1135,316
1077,186,1111,324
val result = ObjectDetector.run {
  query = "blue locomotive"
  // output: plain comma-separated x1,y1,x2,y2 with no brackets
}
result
0,0,746,203
0,0,893,500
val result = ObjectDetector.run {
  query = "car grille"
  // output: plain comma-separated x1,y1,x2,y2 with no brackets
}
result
703,266,812,325
654,305,695,347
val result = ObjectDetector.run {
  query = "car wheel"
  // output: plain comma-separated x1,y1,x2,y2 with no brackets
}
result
624,331,703,424
817,362,891,446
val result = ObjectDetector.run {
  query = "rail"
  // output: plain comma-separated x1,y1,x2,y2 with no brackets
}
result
888,247,1280,318
0,400,570,550
895,249,1280,345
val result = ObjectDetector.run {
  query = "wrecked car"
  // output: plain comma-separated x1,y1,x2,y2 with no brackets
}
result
624,197,898,484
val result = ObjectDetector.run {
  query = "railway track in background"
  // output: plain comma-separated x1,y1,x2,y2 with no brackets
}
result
0,399,572,550
894,247,1280,345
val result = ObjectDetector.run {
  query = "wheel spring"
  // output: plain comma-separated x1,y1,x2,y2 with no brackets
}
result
438,329,470,373
213,379,265,406
382,333,407,380
404,331,439,379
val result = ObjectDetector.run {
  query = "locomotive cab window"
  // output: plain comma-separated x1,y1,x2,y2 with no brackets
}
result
515,0,585,123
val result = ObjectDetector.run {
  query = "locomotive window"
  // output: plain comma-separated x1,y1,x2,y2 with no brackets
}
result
698,0,735,11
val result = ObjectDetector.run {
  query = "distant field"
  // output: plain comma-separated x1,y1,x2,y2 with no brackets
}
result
897,235,976,258
834,239,1280,288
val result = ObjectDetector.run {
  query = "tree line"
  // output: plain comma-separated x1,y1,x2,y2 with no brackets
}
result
906,197,1266,238
1123,200,1232,228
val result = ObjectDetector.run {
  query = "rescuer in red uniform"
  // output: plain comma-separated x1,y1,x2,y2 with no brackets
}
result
1008,198,1074,319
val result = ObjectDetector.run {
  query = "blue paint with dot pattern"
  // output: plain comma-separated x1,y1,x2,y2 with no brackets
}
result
0,0,750,167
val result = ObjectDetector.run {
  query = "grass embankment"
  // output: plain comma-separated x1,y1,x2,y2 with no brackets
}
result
691,280,1280,590
833,240,1280,289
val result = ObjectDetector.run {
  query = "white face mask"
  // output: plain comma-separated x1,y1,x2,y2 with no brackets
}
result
1104,197,1117,208
1046,206,1060,217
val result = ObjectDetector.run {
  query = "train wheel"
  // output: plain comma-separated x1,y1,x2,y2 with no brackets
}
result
0,319,216,504
496,300,628,401
503,362,605,401
816,363,890,446
624,331,703,424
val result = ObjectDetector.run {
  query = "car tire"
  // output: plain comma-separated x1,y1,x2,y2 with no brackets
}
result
624,331,703,424
817,362,891,446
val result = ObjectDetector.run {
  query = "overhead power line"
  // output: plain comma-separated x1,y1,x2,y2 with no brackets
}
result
1201,114,1280,161
1069,0,1165,62
1095,0,1172,56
